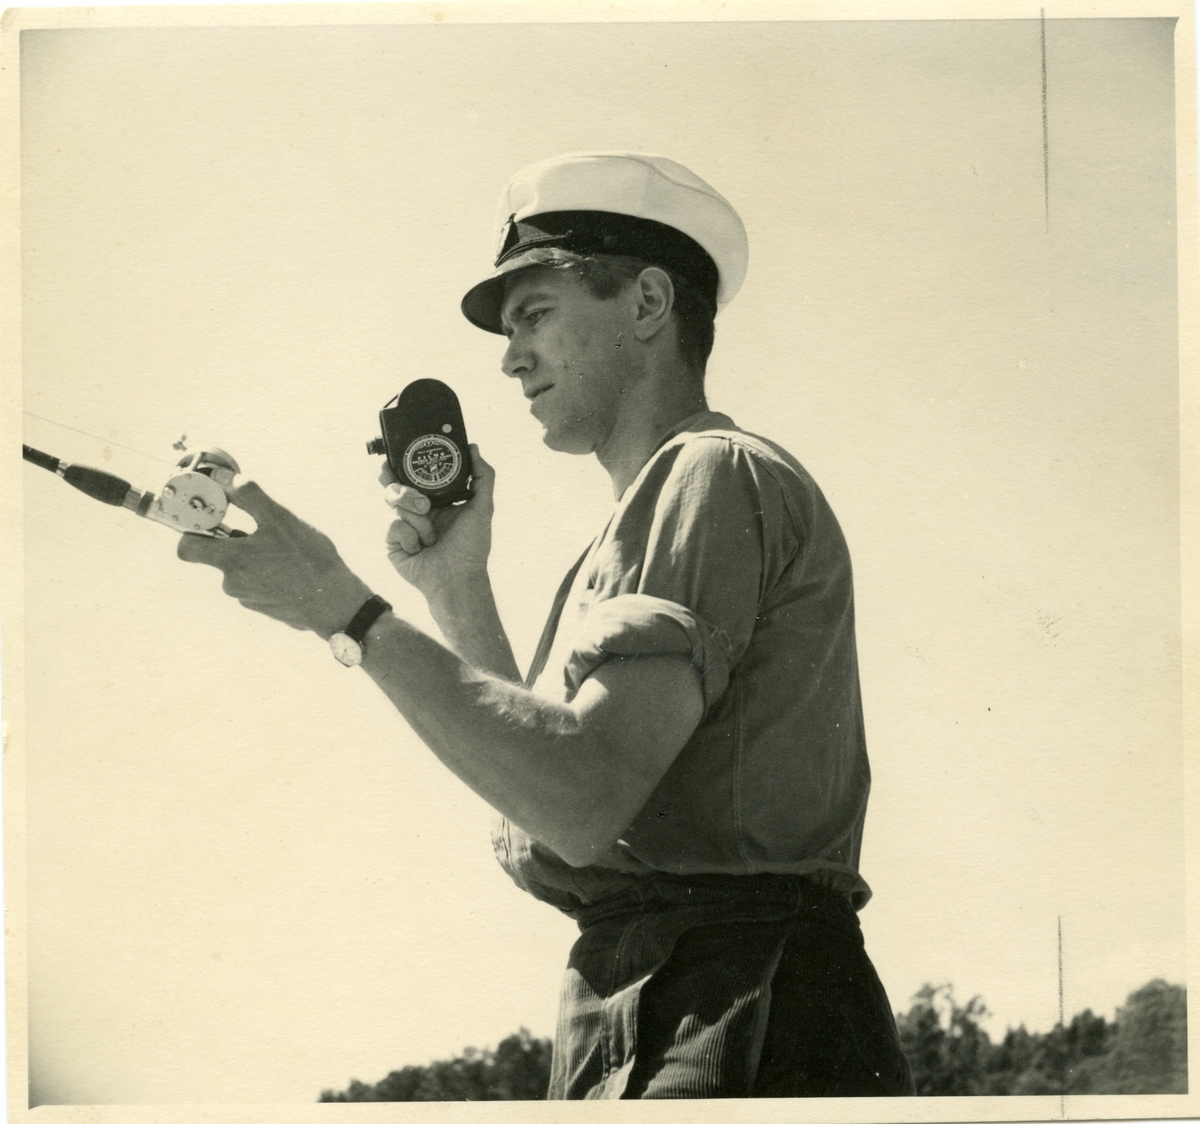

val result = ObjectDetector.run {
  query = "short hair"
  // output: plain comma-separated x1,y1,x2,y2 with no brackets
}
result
567,255,717,375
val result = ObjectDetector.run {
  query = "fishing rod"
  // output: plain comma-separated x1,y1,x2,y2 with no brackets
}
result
22,442,246,538
23,374,470,539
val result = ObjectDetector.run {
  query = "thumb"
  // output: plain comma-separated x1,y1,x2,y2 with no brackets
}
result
226,478,280,524
468,444,495,504
177,529,240,568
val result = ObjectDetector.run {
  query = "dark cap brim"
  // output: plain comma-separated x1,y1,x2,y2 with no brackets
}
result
460,247,589,334
461,275,507,335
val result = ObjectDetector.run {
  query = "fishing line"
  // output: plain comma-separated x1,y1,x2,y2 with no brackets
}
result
22,409,175,465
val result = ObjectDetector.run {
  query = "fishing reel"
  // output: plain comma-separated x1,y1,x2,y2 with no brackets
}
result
23,443,246,538
153,448,242,535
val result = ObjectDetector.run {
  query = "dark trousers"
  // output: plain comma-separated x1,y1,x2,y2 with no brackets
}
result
548,874,914,1099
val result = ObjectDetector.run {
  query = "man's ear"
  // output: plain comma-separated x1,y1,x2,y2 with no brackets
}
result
631,267,675,342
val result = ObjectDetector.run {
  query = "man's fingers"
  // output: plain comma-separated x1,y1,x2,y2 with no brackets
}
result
378,462,398,488
387,518,422,557
384,483,431,515
226,478,280,523
177,531,233,567
384,498,438,545
410,509,439,546
383,483,439,548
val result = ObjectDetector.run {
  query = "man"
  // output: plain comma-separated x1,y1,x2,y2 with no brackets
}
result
178,152,913,1099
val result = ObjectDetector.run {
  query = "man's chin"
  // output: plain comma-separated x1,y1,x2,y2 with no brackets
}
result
540,424,593,456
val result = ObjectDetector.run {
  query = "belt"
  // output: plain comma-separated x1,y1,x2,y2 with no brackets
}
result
571,871,854,931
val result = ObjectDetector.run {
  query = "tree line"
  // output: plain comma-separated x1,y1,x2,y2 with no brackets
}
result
318,978,1186,1101
896,978,1185,1095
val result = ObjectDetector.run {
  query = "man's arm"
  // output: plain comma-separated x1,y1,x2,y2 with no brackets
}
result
381,446,521,682
359,613,702,867
177,477,704,867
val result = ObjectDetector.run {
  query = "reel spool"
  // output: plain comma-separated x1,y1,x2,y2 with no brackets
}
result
153,448,240,534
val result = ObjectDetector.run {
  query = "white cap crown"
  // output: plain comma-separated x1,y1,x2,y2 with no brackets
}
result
461,151,748,334
495,151,748,306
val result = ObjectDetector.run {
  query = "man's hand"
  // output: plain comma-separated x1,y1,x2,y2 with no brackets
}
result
381,444,519,681
177,479,373,641
382,444,495,598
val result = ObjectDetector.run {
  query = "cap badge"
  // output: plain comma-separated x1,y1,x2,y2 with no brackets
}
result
496,213,519,263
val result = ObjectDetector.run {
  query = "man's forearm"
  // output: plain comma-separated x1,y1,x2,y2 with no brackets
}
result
172,476,700,864
424,573,521,683
361,610,611,864
358,609,701,868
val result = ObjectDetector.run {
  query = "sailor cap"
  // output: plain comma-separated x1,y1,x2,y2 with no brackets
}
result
461,151,748,334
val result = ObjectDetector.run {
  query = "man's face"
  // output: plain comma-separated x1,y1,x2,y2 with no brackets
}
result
499,265,636,456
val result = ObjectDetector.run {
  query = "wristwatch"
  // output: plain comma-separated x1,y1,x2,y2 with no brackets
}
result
329,594,392,667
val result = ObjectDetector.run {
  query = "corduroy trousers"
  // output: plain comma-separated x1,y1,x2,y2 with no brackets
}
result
547,873,914,1099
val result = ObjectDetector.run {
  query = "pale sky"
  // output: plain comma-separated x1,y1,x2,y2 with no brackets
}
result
11,9,1192,1109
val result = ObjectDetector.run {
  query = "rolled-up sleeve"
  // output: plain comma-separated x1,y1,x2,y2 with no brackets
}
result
563,594,734,713
563,434,798,714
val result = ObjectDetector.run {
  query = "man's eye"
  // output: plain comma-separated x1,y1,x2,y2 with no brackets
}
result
525,308,548,326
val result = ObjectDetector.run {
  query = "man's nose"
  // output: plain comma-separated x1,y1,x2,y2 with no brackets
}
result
501,336,532,378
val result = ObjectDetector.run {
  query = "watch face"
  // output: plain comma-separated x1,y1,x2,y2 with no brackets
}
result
329,632,363,667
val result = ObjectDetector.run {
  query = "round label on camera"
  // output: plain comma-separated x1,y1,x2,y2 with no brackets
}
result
404,434,461,490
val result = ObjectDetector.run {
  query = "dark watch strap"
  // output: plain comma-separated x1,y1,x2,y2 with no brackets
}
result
342,594,392,644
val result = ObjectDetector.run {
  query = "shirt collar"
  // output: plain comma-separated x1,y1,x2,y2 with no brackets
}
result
651,409,737,455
